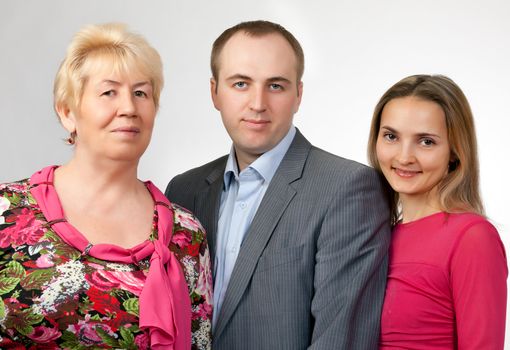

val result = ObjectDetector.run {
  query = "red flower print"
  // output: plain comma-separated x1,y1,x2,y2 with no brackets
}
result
86,287,136,331
135,332,150,349
86,286,121,314
187,243,201,257
172,230,192,248
86,270,144,296
27,325,62,343
0,208,45,248
51,299,80,330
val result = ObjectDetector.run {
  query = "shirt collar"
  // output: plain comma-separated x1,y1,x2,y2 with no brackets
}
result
223,125,296,189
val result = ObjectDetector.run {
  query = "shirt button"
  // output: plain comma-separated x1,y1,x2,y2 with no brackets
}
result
240,202,247,209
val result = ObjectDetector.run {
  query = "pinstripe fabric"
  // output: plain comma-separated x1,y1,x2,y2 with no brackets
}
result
165,130,391,349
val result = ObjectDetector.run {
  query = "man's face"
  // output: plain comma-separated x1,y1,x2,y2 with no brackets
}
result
211,32,303,170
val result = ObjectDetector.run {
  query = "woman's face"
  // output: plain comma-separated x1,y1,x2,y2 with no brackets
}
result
69,62,156,163
376,96,451,205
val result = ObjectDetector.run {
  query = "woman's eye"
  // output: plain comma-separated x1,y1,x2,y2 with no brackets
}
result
421,138,435,146
101,90,115,96
134,90,147,98
383,133,396,141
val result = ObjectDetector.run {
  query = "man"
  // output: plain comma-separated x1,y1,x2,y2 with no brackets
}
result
166,20,390,349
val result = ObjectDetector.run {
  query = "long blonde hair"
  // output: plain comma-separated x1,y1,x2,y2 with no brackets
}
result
367,74,484,225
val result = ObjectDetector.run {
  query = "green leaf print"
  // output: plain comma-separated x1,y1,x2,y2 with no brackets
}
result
44,230,60,242
6,193,21,207
14,324,34,336
10,308,44,335
44,231,80,259
119,326,136,349
192,230,203,244
2,260,26,279
11,252,27,261
0,299,5,320
53,241,81,260
0,277,20,295
23,309,44,324
61,330,87,350
123,298,140,317
27,194,37,205
20,269,55,290
96,327,120,347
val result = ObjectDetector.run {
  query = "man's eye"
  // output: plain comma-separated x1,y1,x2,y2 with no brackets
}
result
234,82,247,89
269,84,283,91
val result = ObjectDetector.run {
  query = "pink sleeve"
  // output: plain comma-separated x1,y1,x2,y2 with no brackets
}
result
450,220,508,349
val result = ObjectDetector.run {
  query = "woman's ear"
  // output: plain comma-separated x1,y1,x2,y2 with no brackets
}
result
55,103,76,133
448,156,460,172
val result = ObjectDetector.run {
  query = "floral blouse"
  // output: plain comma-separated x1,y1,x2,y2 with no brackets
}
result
0,176,212,349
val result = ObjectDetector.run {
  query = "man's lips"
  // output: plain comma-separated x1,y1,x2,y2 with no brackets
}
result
242,119,270,124
392,167,422,178
242,119,270,130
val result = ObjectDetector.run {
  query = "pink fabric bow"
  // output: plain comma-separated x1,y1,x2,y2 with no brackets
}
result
29,166,191,349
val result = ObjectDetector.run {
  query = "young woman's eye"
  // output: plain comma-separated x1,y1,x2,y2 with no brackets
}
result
421,138,435,146
383,133,397,141
233,81,247,89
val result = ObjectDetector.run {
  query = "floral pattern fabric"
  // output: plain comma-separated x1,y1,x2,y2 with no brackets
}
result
0,178,212,349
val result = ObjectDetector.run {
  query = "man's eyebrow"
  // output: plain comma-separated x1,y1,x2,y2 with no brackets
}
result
225,74,252,81
267,76,292,84
224,74,292,85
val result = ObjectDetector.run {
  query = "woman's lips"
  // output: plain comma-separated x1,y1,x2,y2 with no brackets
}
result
111,126,140,133
393,167,421,178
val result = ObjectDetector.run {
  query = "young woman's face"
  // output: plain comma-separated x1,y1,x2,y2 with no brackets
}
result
376,96,451,204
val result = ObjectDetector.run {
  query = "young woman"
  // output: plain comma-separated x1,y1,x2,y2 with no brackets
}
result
0,23,212,349
368,74,507,349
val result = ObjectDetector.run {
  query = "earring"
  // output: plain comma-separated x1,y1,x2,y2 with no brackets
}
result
448,159,459,172
65,131,77,145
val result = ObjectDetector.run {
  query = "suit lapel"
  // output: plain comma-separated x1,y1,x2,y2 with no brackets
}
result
195,164,224,261
214,130,312,339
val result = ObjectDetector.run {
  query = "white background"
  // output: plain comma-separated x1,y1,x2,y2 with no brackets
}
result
1,0,509,346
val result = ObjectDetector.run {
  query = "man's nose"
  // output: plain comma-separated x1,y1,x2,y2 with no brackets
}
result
249,86,267,113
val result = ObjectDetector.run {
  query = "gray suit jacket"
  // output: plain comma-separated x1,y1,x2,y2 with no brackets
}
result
166,130,391,349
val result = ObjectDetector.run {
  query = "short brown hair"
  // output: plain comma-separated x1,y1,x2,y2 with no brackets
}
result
367,75,484,225
210,20,304,83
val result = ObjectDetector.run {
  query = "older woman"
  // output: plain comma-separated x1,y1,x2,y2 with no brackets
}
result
0,23,212,349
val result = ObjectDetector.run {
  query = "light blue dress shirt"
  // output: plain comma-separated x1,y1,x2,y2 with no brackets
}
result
213,126,296,328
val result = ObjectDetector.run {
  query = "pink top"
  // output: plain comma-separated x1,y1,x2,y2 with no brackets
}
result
30,166,191,349
380,212,507,349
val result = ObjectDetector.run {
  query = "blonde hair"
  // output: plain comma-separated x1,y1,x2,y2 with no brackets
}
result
367,74,484,225
54,23,163,114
